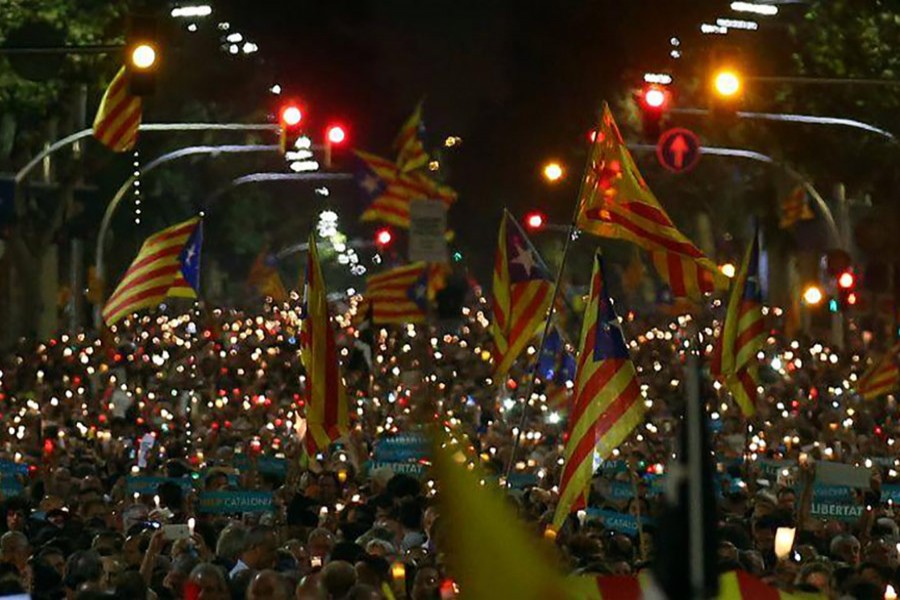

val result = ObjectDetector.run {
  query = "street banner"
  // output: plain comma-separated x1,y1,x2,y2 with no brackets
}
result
373,433,430,462
197,491,274,514
409,199,448,263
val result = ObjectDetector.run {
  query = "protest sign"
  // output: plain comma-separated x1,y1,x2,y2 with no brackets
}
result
585,508,653,537
127,476,194,496
198,491,274,514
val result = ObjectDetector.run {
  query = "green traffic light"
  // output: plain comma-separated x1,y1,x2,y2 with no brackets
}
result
452,251,463,262
829,298,839,313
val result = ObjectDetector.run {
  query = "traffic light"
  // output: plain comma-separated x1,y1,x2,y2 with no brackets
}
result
278,102,304,154
126,14,160,96
524,211,545,231
323,123,348,169
633,84,670,141
375,228,393,248
836,269,857,310
709,48,743,118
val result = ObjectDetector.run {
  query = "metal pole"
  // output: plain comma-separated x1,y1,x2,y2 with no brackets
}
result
203,172,352,209
15,123,280,184
685,343,706,598
669,107,896,143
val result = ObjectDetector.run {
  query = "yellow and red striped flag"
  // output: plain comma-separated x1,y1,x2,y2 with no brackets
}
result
490,210,553,378
102,217,202,327
552,252,644,530
857,347,900,400
394,100,430,173
779,185,815,229
577,104,727,301
355,150,456,229
365,262,430,324
93,66,142,152
247,245,288,303
300,234,348,454
711,230,764,416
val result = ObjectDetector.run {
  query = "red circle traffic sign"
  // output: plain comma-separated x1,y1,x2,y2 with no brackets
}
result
656,128,702,173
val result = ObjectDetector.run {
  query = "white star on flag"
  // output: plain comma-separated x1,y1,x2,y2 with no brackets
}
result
511,242,536,275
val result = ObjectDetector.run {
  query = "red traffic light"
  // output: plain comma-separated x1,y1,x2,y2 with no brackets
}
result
326,124,347,145
280,104,303,127
375,228,393,246
837,270,856,290
525,212,545,230
638,85,670,111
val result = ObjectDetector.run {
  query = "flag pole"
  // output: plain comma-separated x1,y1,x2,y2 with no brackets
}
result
503,119,601,482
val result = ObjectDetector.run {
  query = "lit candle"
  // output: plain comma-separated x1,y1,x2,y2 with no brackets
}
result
188,517,195,535
774,527,796,560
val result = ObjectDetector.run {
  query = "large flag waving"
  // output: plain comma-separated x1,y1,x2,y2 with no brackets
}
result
394,101,430,173
857,348,900,400
300,235,349,454
711,229,764,416
102,217,202,327
355,150,456,229
553,252,644,530
577,104,727,300
93,66,142,152
365,262,430,324
490,210,553,378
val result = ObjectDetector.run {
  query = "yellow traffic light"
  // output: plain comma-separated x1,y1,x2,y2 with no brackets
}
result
713,69,742,98
542,161,564,183
130,43,157,70
802,285,823,306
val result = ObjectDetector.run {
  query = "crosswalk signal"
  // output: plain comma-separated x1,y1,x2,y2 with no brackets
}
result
126,14,160,96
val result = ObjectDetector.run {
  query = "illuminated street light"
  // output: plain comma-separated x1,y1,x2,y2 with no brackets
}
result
803,285,824,306
542,161,564,183
714,70,742,97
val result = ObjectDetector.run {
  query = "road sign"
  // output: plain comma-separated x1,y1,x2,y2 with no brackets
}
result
656,128,702,173
409,199,448,263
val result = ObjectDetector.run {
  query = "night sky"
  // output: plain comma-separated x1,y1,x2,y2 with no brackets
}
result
212,1,733,275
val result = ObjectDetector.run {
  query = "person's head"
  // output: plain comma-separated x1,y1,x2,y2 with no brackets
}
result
65,550,104,591
317,473,341,505
164,553,200,597
308,528,335,562
354,555,389,588
216,523,248,564
205,471,230,492
242,525,278,570
797,562,832,596
187,563,229,600
122,534,146,568
247,569,292,600
775,487,796,511
830,533,861,566
92,531,124,557
857,561,890,588
412,565,440,600
0,531,29,571
319,560,356,599
344,584,381,600
36,545,66,577
3,498,28,533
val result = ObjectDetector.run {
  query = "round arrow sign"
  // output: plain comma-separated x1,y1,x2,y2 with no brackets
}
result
656,128,702,174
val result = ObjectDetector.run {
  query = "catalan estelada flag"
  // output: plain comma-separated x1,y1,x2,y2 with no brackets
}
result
553,252,645,530
102,217,202,327
552,252,644,530
365,262,430,324
300,234,348,454
779,185,815,229
574,570,817,599
577,103,727,301
711,228,764,416
857,347,900,400
394,100,430,173
355,150,456,229
93,66,142,152
490,210,553,378
247,245,288,303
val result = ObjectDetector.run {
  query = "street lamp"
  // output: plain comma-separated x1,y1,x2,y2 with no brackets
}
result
802,285,823,306
130,43,157,69
542,161,564,183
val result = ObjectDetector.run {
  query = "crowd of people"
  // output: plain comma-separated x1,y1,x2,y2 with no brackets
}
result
0,288,897,599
